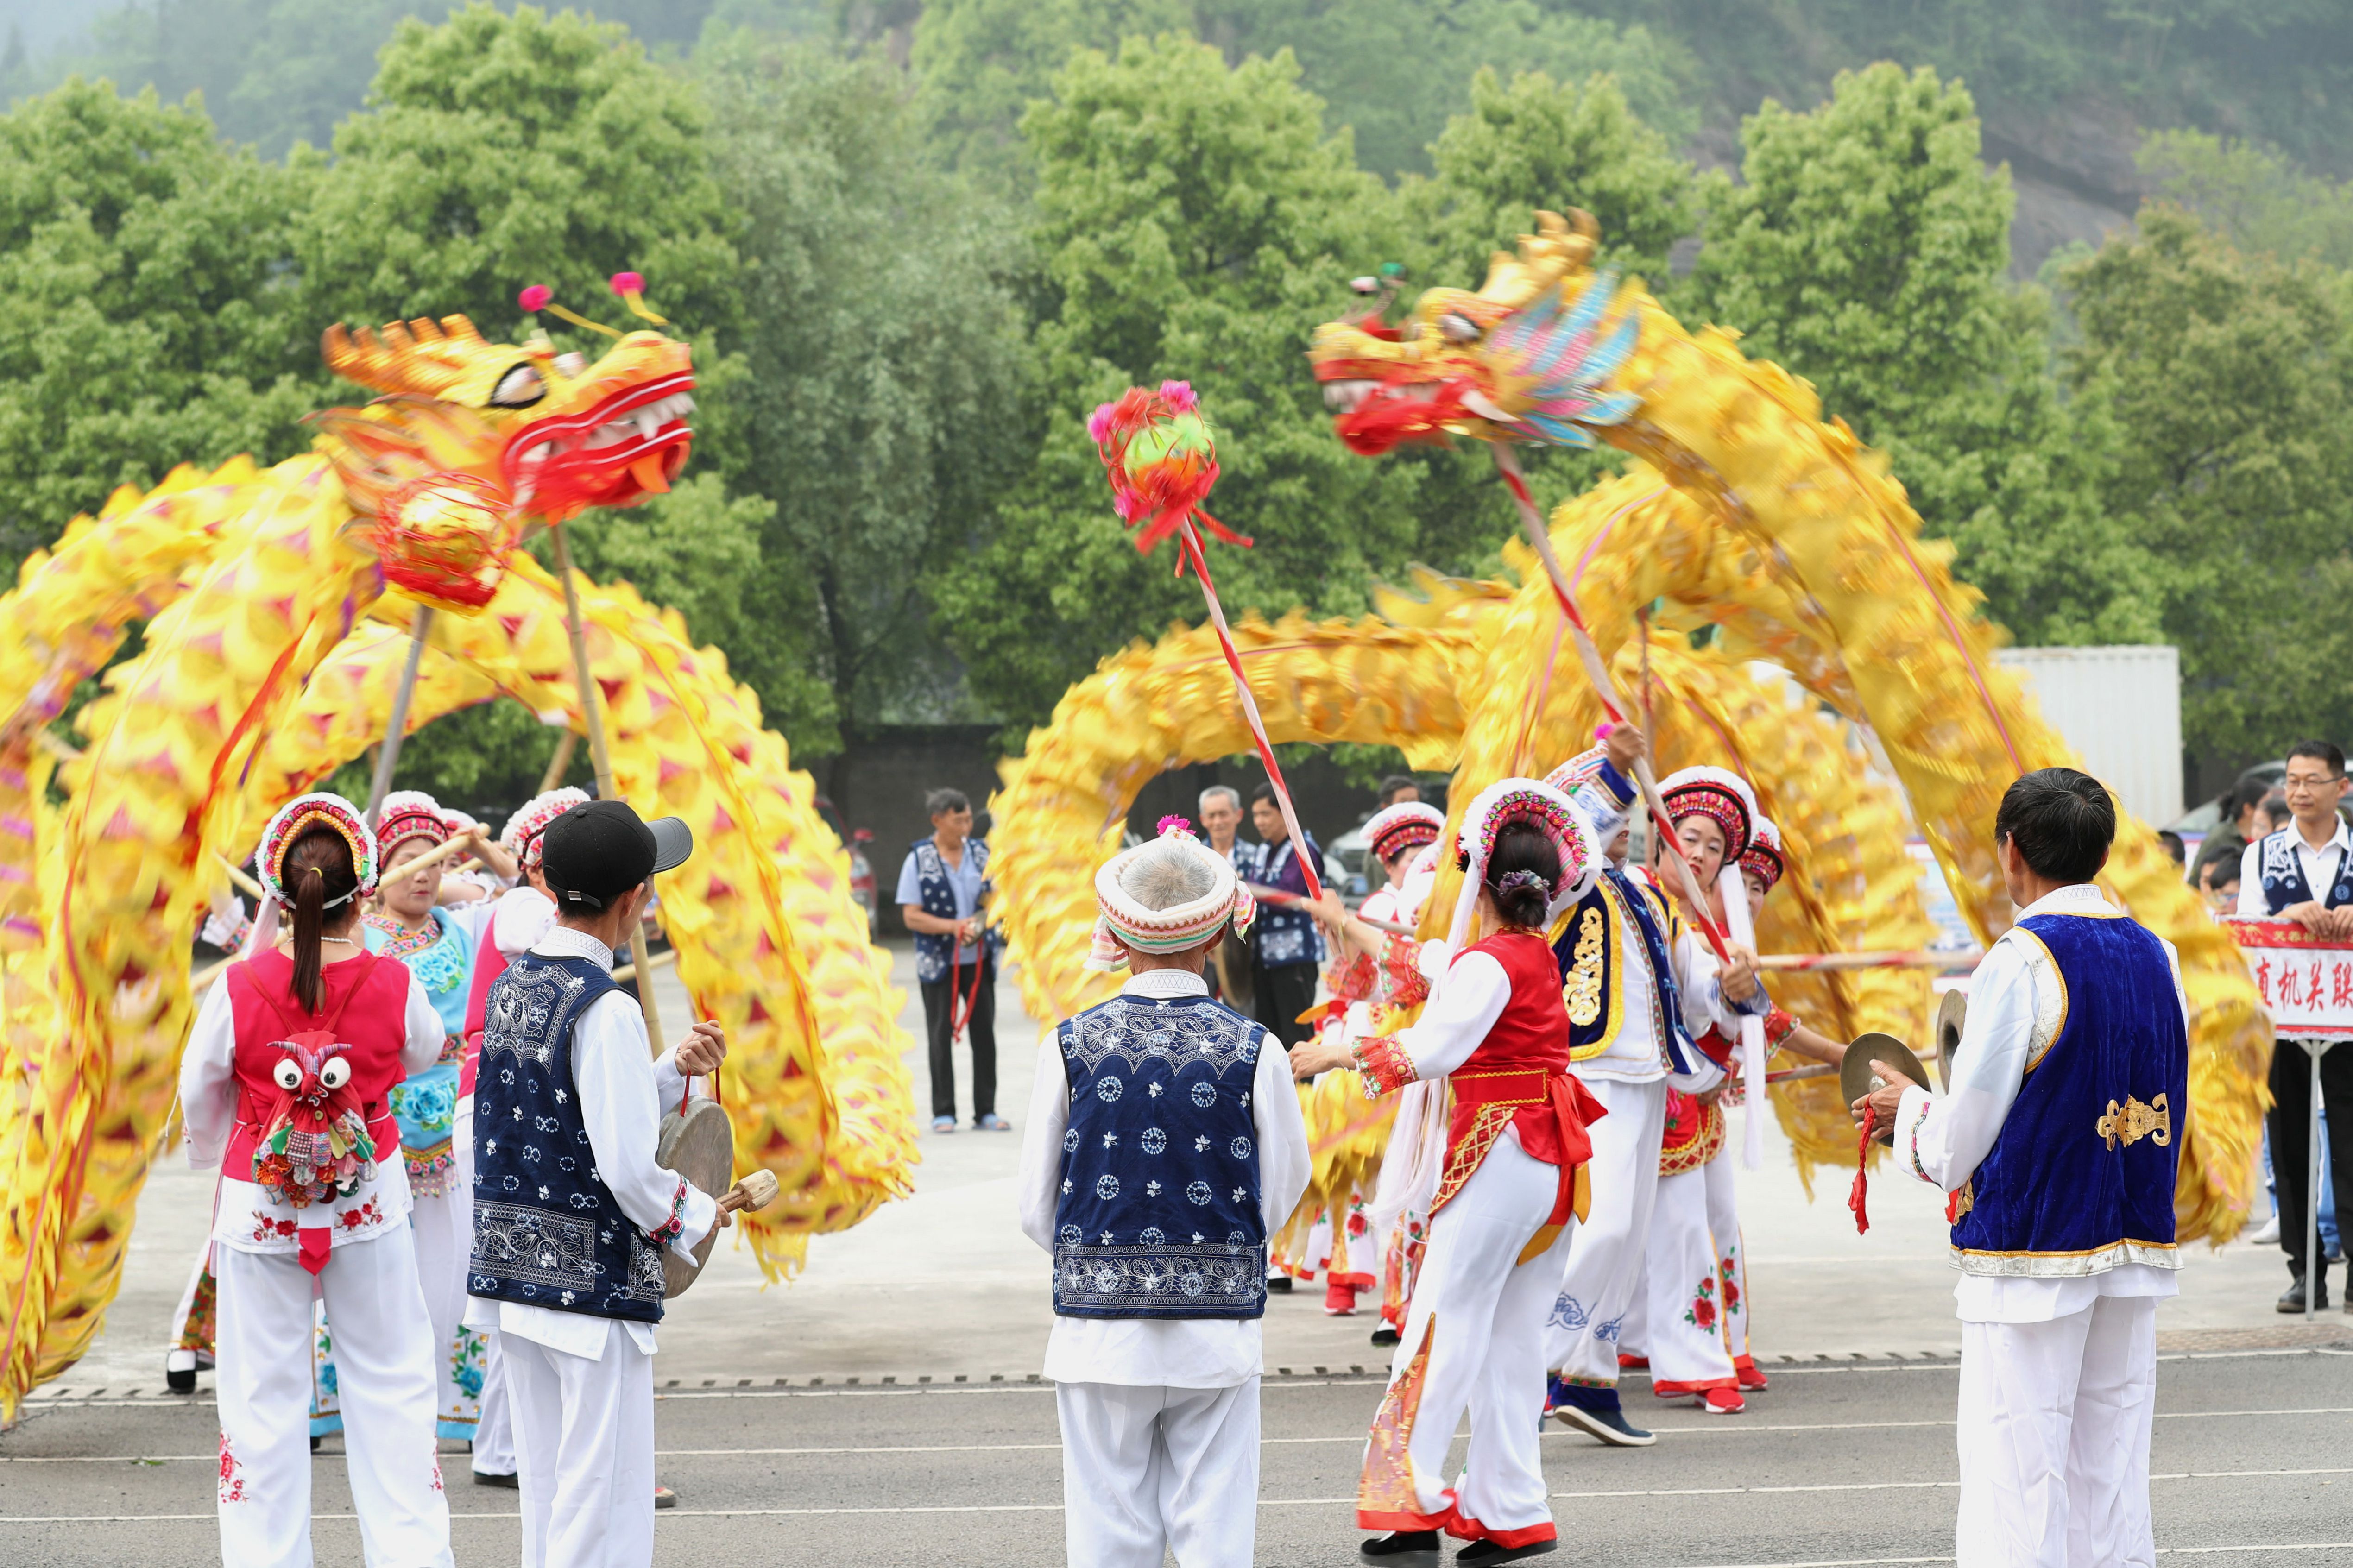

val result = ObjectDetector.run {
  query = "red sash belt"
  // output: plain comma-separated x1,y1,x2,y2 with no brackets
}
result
1445,1067,1603,1227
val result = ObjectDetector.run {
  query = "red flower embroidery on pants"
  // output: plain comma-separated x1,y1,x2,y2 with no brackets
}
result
1684,1274,1718,1331
218,1432,246,1504
1718,1253,1741,1315
249,1212,298,1244
336,1198,383,1233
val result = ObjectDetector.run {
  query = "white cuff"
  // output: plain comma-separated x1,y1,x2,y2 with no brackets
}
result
1893,1084,1940,1187
666,1184,722,1265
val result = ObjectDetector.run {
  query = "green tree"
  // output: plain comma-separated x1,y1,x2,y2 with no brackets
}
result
292,4,739,343
2060,205,2353,758
1205,0,1696,181
1682,63,2155,646
0,79,314,570
2139,129,2353,271
935,34,1514,731
693,35,1031,762
909,0,1190,184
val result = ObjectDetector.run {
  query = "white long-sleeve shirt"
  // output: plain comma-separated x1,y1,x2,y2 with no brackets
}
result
491,883,557,957
1017,968,1311,1388
2236,818,2352,919
180,951,446,1253
464,926,713,1358
1891,882,2186,1323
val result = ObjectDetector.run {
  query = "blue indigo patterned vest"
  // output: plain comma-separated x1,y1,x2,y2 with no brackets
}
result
2256,827,2353,914
1947,910,2188,1277
467,953,669,1322
1052,993,1268,1319
908,836,996,984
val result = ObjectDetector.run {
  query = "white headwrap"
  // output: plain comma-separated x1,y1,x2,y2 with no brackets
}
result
1085,817,1259,971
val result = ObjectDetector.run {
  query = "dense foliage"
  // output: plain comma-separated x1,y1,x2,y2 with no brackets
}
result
4,0,2352,793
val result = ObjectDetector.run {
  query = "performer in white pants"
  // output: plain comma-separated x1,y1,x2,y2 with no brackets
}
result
455,787,581,1486
1017,819,1309,1568
464,800,737,1568
1292,774,1616,1566
177,792,453,1568
1539,744,1756,1445
1858,768,2189,1568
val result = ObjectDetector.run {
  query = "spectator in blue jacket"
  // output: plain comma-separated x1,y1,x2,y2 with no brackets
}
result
896,789,1006,1133
1244,781,1325,1050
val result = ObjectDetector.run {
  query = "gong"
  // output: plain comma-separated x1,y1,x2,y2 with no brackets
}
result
654,1095,735,1298
1934,990,1968,1093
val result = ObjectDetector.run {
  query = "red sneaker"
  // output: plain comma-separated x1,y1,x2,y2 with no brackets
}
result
1702,1386,1745,1415
1616,1354,1649,1371
1323,1278,1359,1316
1734,1354,1769,1392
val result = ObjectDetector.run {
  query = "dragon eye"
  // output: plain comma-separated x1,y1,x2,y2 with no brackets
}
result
490,363,546,409
1439,312,1482,343
272,1059,303,1090
319,1057,352,1090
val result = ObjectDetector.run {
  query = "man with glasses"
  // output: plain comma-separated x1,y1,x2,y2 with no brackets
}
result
2236,740,2353,1311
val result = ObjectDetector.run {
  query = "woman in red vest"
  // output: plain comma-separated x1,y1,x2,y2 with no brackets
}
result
1293,776,1612,1567
177,793,454,1568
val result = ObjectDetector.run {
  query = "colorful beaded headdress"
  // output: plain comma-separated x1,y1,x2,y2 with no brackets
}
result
1364,801,1445,867
1740,815,1785,892
257,792,379,908
1657,765,1756,863
500,786,590,872
374,789,451,859
1085,816,1259,971
1443,776,1599,946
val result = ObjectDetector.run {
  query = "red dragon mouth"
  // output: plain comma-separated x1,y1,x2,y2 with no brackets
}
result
502,372,696,519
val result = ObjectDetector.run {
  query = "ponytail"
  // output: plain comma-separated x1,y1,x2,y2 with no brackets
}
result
278,825,360,1014
291,863,328,1014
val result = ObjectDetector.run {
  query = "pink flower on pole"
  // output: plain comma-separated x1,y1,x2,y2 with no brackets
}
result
518,284,552,313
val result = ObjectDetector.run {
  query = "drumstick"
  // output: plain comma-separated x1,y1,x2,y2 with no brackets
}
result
720,1167,779,1213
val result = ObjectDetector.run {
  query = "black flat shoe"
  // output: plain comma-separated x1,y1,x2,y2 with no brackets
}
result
1552,1402,1654,1446
165,1366,196,1393
472,1470,519,1489
1360,1530,1440,1565
1267,1275,1293,1293
1459,1539,1558,1565
1369,1325,1400,1347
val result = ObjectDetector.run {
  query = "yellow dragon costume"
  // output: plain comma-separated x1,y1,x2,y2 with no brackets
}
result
0,308,915,1417
994,211,2266,1242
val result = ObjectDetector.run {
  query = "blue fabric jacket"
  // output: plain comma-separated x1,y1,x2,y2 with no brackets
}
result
2255,826,2353,913
1248,832,1325,970
1051,994,1268,1319
903,836,1000,984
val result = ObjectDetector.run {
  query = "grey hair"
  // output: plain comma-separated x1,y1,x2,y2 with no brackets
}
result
1118,838,1220,912
1198,785,1241,814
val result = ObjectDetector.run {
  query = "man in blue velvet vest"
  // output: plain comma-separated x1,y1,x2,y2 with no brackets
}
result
464,800,738,1568
1856,768,2188,1567
2230,739,2353,1311
1017,819,1309,1568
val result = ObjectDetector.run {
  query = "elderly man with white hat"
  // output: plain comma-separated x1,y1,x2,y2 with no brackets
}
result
1016,817,1312,1568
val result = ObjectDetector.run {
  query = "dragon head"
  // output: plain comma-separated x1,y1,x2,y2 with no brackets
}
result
1309,209,1638,457
316,301,695,609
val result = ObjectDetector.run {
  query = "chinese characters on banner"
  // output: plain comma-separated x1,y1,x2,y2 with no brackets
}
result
2228,919,2353,1040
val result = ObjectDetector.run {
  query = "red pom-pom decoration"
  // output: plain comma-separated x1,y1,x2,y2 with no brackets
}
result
610,271,646,297
518,284,552,313
1088,383,1251,560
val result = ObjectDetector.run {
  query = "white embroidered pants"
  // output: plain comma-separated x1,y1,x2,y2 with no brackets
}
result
1702,1145,1749,1363
1543,1076,1666,1383
450,1089,511,1473
1365,1133,1570,1543
212,1228,452,1568
1639,1164,1737,1391
1956,1294,2158,1568
410,1184,478,1438
1056,1378,1260,1568
503,1325,657,1568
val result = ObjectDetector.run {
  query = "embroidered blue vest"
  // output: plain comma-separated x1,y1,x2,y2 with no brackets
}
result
1249,833,1326,970
2256,827,2353,913
1052,994,1268,1319
1948,911,2188,1277
908,836,997,984
1552,868,1700,1076
467,953,669,1322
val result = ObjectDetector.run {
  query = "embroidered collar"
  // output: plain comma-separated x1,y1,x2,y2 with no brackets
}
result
2015,882,2118,920
532,925,615,969
1122,969,1209,999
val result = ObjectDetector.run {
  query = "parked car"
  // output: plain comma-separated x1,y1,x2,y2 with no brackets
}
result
1325,825,1372,908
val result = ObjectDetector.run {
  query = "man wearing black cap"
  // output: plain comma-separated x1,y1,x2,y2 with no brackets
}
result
464,800,742,1568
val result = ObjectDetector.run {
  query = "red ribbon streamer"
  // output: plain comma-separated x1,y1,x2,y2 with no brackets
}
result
1848,1104,1876,1235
